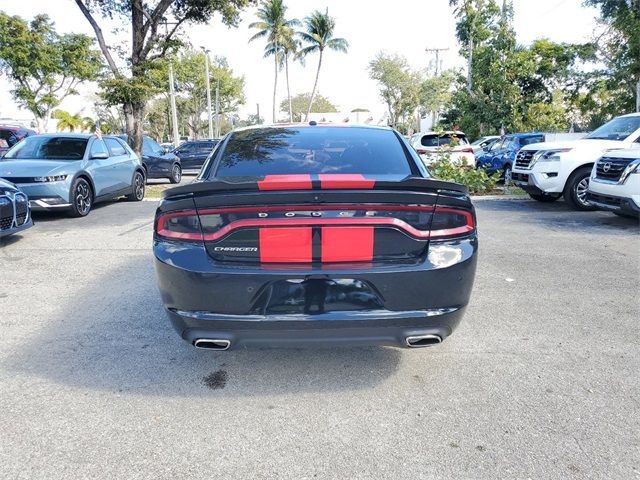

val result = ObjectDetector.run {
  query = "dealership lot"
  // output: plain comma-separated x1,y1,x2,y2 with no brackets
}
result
0,199,638,479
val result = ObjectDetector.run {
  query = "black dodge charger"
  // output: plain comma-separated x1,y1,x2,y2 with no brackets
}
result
154,124,477,350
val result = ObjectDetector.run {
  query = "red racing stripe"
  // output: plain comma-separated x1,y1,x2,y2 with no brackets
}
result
259,227,312,263
321,226,374,262
257,174,312,191
319,174,375,189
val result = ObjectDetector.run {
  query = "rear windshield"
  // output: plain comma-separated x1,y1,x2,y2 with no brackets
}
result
420,134,468,147
214,127,413,178
3,136,88,160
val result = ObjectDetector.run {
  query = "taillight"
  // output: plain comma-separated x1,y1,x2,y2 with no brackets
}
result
156,210,203,241
416,149,428,155
461,147,474,154
430,207,474,238
156,205,474,241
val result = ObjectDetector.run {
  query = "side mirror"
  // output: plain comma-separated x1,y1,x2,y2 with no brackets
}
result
91,152,109,160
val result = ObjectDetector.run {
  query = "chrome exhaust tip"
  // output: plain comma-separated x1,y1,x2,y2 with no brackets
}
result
405,334,442,348
193,339,231,350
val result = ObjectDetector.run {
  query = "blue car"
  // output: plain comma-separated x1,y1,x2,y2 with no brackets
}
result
0,178,32,238
0,134,146,217
119,135,182,184
476,133,546,179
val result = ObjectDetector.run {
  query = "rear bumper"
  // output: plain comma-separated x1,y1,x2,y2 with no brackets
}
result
166,306,466,349
154,236,477,349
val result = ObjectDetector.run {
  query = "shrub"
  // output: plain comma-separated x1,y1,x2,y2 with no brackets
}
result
426,147,501,195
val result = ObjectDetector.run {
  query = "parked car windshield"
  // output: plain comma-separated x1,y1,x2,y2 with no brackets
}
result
587,116,640,140
420,133,469,147
2,136,88,160
214,127,413,178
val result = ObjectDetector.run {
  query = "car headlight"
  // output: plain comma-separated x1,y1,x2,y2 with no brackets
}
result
631,161,640,174
530,148,572,167
32,175,68,183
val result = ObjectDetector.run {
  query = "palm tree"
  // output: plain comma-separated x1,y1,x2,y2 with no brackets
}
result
249,0,299,123
266,26,300,122
52,110,82,132
80,117,95,132
298,9,348,121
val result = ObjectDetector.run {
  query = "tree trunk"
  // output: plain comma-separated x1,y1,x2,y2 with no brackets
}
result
467,35,474,93
306,50,323,122
285,53,292,122
124,102,144,157
272,40,278,124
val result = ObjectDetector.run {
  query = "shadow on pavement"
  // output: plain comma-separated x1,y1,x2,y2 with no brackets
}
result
5,255,402,397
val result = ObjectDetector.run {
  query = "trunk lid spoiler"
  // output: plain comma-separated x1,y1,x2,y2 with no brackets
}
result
162,175,468,200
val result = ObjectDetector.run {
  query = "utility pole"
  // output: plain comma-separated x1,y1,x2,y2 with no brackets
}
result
200,47,213,139
162,20,180,146
425,47,449,76
168,62,180,146
215,79,220,137
256,103,261,124
425,47,450,128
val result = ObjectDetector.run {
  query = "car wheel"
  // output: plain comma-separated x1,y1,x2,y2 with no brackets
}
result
529,192,561,202
563,167,596,211
169,163,182,184
126,171,145,201
69,178,93,217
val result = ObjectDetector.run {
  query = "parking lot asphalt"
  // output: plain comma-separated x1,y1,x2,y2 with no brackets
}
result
1,197,638,480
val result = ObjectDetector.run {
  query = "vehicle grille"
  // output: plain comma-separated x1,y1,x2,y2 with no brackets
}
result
588,192,623,207
14,194,28,225
512,172,529,182
0,192,30,230
515,150,537,169
0,216,12,230
595,156,635,182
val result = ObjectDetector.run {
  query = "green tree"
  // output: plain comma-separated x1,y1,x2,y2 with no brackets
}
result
443,0,594,137
0,13,101,131
420,70,456,127
74,0,249,156
298,9,348,121
172,52,245,138
280,92,337,122
585,0,640,112
52,110,82,132
249,0,299,123
267,26,301,122
368,52,421,132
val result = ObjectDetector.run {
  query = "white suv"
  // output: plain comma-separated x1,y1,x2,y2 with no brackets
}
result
587,149,640,218
511,113,640,210
410,131,476,167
